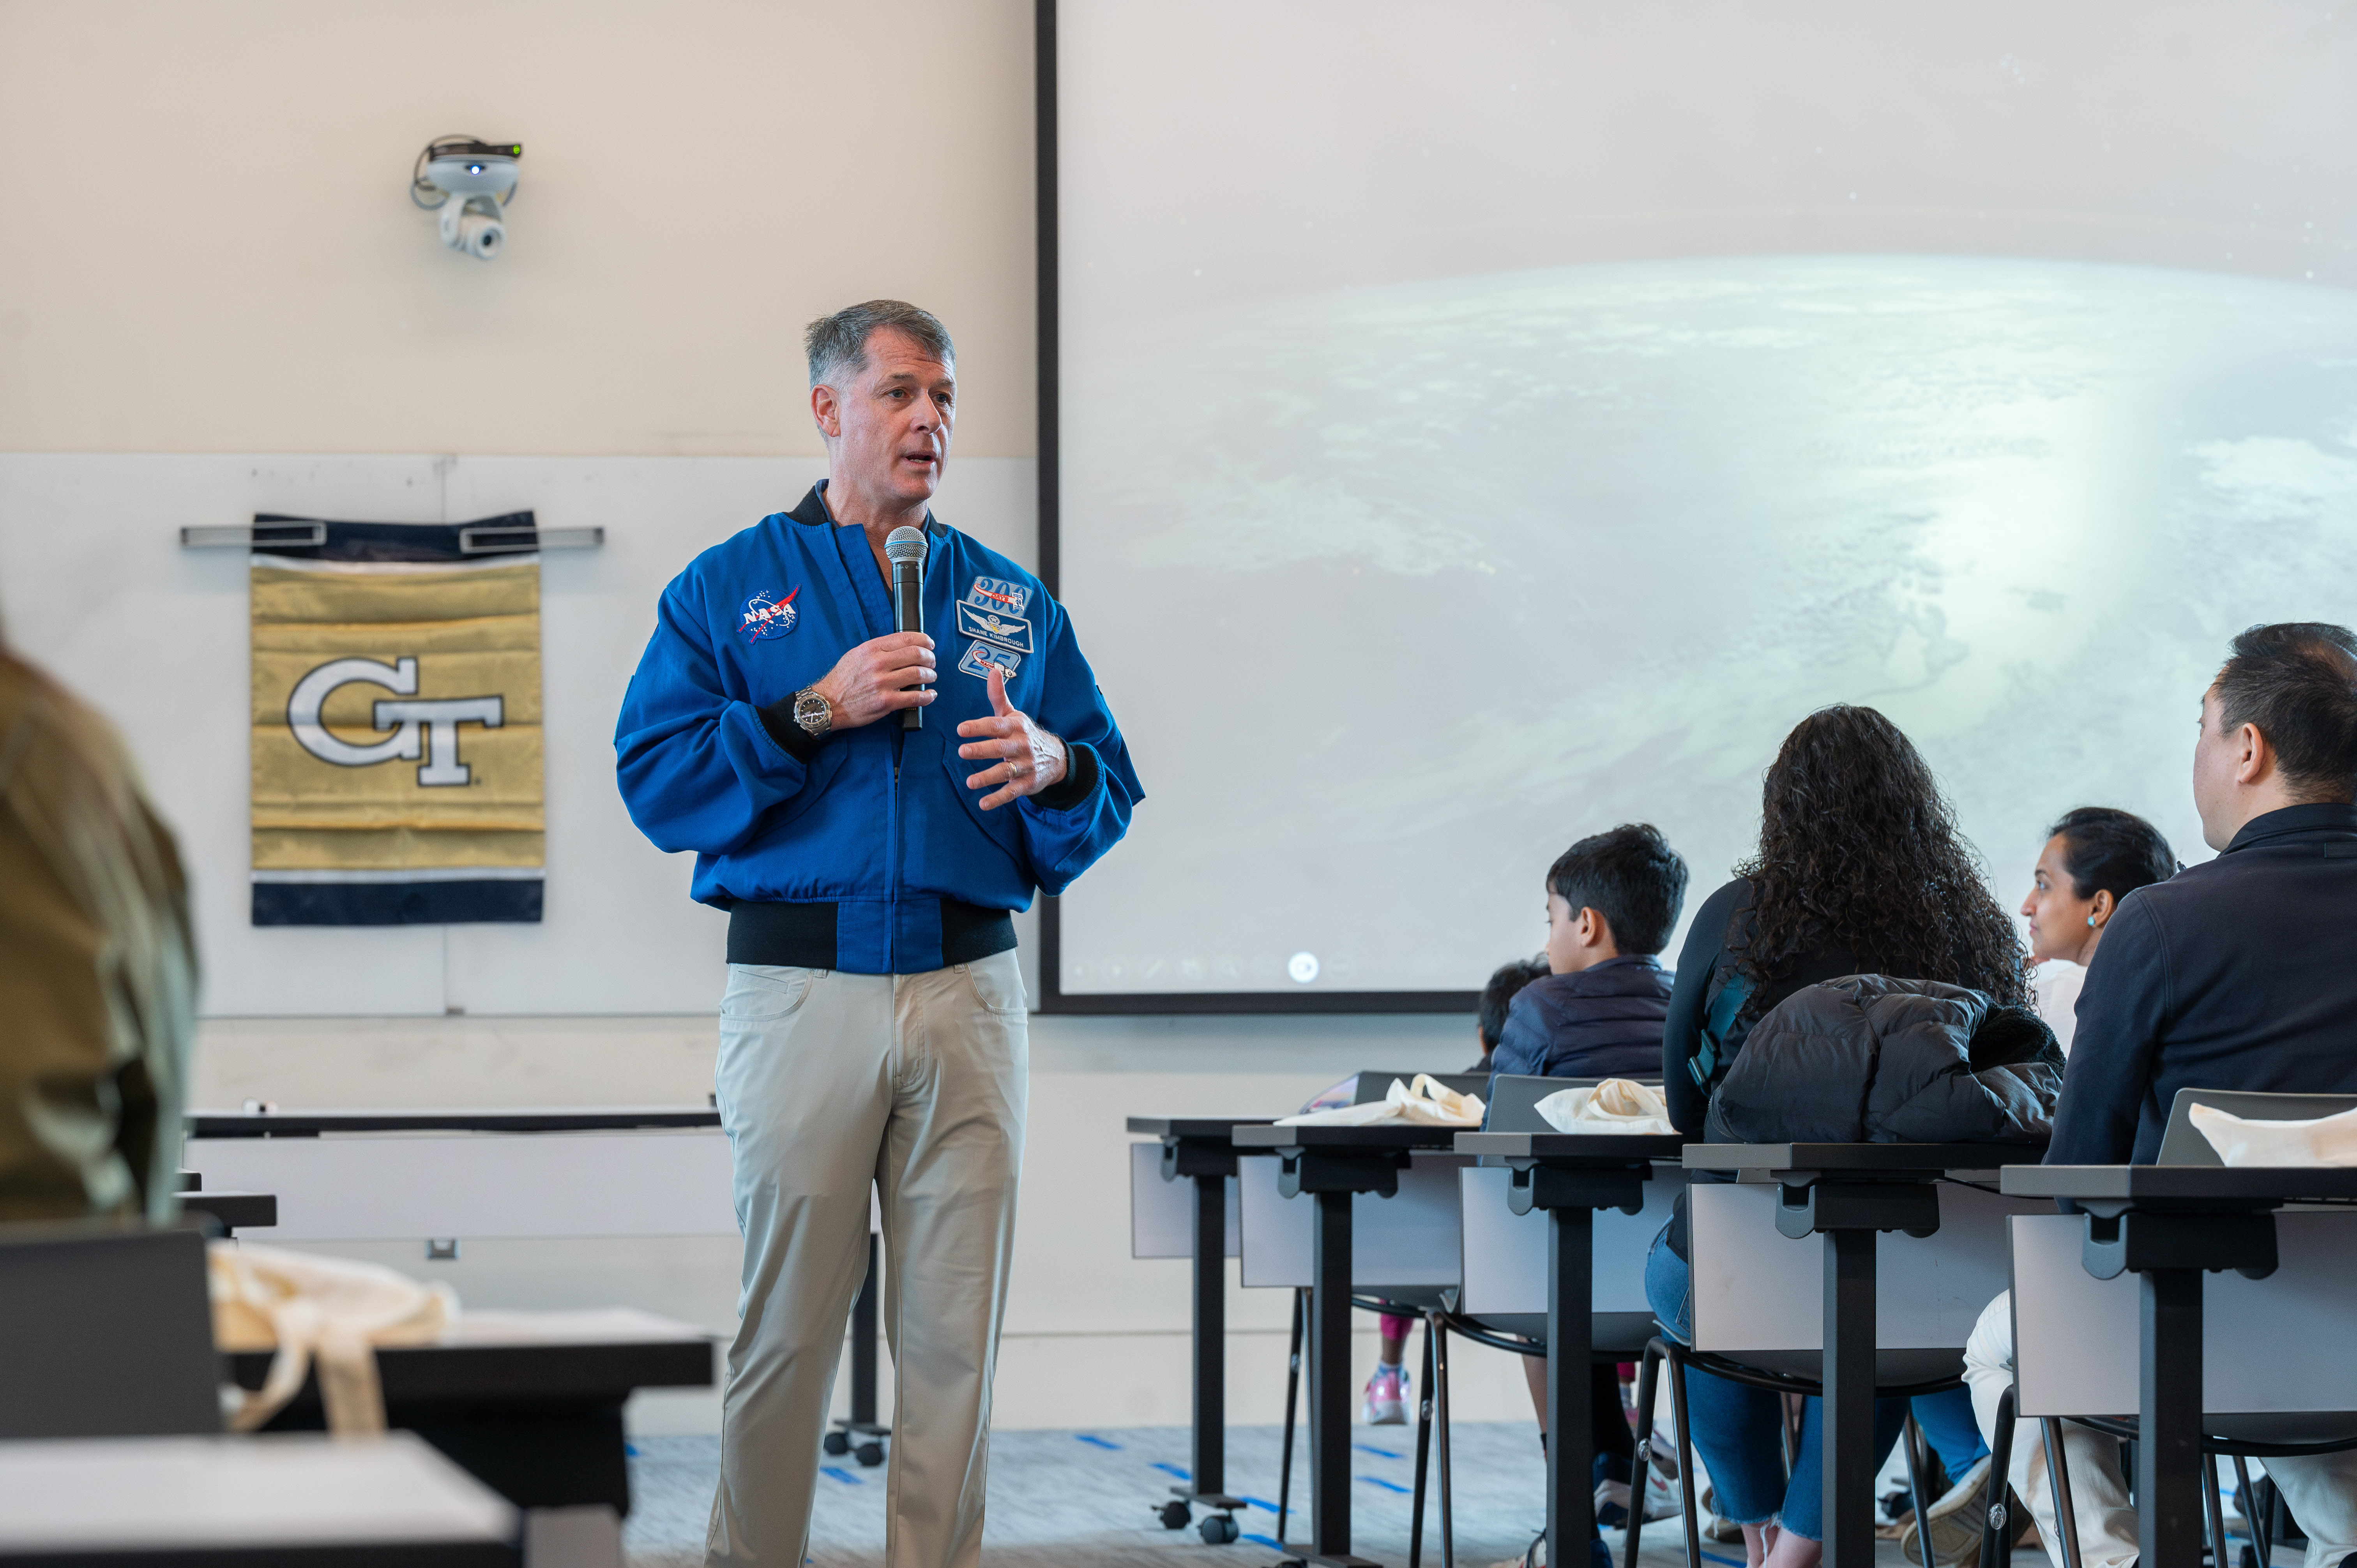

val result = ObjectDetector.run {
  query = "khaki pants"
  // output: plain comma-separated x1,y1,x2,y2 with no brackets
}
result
1963,1291,2357,1568
706,951,1028,1568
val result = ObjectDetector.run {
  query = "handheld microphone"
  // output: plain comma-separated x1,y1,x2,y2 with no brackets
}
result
884,525,929,729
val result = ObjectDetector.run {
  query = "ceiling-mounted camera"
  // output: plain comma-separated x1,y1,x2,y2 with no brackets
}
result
410,136,523,260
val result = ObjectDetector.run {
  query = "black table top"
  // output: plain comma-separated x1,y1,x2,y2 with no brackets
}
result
1125,1115,1278,1137
227,1315,714,1405
1683,1141,2043,1174
181,1190,277,1229
1232,1123,1471,1151
187,1106,721,1138
2001,1165,2357,1203
1456,1132,1689,1161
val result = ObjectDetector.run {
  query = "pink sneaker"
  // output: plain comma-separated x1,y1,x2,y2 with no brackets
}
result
1362,1364,1408,1425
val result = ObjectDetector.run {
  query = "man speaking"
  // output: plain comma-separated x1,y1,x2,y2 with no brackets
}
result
616,300,1141,1566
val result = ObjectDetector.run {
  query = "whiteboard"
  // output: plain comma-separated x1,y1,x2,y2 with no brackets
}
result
0,454,1037,1015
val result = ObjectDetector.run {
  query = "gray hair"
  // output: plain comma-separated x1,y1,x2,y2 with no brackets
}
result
804,300,956,388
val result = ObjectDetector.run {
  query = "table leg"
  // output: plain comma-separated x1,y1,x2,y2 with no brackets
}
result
1311,1187,1357,1561
1193,1170,1227,1499
851,1232,878,1427
1547,1205,1596,1568
2139,1268,2205,1568
1822,1227,1878,1568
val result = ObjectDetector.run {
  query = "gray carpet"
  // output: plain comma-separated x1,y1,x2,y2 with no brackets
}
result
625,1422,1819,1568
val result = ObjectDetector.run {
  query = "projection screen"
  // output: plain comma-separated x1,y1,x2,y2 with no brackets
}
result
1041,0,2357,1010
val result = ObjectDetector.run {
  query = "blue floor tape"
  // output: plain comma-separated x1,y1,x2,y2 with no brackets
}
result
1354,1443,1405,1459
1073,1434,1123,1450
820,1467,863,1485
1242,1535,1284,1549
1149,1461,1192,1480
1360,1476,1414,1495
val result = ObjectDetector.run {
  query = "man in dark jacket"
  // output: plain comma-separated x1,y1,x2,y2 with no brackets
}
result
1491,822,1687,1079
1966,622,2357,1568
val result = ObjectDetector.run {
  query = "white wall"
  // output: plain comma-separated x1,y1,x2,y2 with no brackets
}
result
0,0,1519,1436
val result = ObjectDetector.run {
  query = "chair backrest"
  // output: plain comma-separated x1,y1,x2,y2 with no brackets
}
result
0,1222,221,1438
1127,1142,1241,1261
1350,1071,1488,1106
2158,1088,2357,1166
2012,1210,2357,1429
1480,1073,1666,1132
1236,1151,1470,1294
1687,1180,2044,1354
1456,1162,1685,1317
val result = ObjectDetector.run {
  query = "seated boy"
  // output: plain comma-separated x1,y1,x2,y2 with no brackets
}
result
1496,823,1690,1564
1491,822,1686,1079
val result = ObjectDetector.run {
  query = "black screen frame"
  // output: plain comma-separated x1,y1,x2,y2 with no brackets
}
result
1032,0,1474,1016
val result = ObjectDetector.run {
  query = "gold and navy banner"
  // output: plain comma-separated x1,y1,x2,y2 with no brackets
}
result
249,514,545,925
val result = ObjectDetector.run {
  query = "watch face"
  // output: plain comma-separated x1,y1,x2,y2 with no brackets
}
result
794,691,829,731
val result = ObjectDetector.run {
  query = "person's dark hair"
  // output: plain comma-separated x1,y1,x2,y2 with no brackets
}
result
2046,807,2180,905
1546,822,1689,956
804,299,956,388
1477,955,1550,1051
2213,622,2357,802
1737,705,2028,1007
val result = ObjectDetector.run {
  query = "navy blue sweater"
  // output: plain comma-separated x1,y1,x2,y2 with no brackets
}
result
1491,955,1675,1079
2049,802,2357,1167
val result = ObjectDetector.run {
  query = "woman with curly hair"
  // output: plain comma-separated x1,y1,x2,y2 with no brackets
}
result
1647,706,2029,1568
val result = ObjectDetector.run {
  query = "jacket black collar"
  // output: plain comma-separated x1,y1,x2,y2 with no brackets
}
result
785,481,940,537
2222,800,2357,854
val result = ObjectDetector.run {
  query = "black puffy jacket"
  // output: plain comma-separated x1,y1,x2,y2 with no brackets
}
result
1705,974,2064,1146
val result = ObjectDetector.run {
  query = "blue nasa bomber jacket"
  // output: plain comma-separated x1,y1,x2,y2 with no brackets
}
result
615,484,1142,975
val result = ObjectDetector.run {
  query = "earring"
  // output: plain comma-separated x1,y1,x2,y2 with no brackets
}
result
2087,915,2097,927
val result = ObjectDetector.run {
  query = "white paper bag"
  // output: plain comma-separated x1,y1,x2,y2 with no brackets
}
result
1534,1077,1680,1137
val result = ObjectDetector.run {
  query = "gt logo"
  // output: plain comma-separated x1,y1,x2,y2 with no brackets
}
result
287,657,503,788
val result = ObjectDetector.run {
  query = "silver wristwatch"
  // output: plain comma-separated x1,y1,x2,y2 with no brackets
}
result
791,687,833,736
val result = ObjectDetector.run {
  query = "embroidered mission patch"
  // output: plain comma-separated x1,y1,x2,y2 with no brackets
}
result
958,643,1023,681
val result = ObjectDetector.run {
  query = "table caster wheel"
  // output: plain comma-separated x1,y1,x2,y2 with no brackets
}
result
1156,1500,1191,1530
1199,1513,1239,1543
822,1431,849,1457
855,1441,885,1467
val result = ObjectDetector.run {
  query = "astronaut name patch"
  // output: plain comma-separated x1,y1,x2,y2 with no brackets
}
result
954,600,1034,655
965,576,1032,618
958,643,1024,682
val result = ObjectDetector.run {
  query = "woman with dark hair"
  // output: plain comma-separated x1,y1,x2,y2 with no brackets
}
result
1648,706,2035,1568
2019,807,2179,1054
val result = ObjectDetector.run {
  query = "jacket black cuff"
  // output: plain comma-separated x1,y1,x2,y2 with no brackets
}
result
755,697,823,765
1030,742,1098,812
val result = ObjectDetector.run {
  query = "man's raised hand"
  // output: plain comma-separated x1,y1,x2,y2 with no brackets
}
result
813,632,935,729
957,665,1067,809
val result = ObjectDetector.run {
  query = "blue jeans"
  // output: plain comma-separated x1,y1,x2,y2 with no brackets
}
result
1643,1226,1987,1540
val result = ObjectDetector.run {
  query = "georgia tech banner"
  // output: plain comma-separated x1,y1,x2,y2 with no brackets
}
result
249,515,544,925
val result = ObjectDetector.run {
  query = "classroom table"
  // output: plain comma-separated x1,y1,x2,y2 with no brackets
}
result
1127,1114,1278,1536
1683,1143,2040,1568
174,1172,278,1237
1232,1122,1470,1568
2000,1164,2357,1568
0,1430,518,1565
1457,1131,1686,1568
226,1307,712,1516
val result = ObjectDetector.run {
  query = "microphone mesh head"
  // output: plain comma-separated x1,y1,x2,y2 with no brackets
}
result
884,525,929,565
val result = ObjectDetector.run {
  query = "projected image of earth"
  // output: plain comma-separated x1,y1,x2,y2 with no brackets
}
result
1055,256,2357,994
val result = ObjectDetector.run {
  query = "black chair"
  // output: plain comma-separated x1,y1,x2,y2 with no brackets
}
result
0,1220,220,1438
1982,1089,2357,1568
